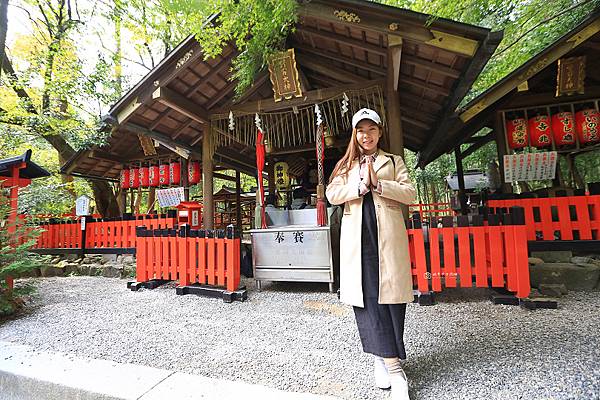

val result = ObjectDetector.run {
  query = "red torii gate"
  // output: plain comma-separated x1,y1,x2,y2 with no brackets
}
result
0,150,50,289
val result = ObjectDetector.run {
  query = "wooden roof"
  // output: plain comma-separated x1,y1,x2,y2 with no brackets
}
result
63,0,501,180
419,10,600,166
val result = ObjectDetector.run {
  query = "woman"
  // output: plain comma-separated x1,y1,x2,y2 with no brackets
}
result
326,108,416,400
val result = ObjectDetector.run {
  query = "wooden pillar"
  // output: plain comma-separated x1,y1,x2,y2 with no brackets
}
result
386,36,404,157
454,148,469,215
147,188,156,213
494,111,513,193
266,160,275,199
181,158,189,201
202,129,214,229
236,170,242,233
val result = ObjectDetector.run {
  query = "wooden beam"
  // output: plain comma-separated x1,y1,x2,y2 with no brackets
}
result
502,86,600,109
121,122,199,155
460,131,493,158
115,97,142,125
296,54,364,83
401,116,430,130
214,79,384,114
295,26,387,56
89,150,124,164
299,1,481,57
206,79,237,109
388,35,402,90
172,118,194,139
149,107,172,131
386,37,404,160
183,52,233,96
402,54,461,79
400,91,443,111
214,172,237,182
401,75,451,96
293,42,386,75
152,86,209,124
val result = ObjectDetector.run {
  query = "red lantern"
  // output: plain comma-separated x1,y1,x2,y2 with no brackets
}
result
506,118,528,149
551,112,576,146
159,164,170,186
188,161,201,185
528,115,552,148
575,109,600,144
139,166,150,187
169,161,181,185
149,165,159,187
120,169,130,189
129,167,140,189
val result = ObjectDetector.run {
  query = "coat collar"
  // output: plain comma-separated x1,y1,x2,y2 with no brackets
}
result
373,150,391,173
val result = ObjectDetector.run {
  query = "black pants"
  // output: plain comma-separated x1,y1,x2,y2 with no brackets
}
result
353,191,407,359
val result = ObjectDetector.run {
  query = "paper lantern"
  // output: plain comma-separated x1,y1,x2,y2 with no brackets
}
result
120,169,130,189
169,161,181,185
551,112,576,146
188,161,201,185
575,109,600,144
129,167,140,189
149,165,159,187
139,166,150,187
506,118,528,149
528,115,552,148
159,164,170,186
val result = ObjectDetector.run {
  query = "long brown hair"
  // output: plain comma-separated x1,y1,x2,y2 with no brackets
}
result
328,124,387,183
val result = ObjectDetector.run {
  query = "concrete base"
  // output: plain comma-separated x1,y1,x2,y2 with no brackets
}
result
0,341,336,400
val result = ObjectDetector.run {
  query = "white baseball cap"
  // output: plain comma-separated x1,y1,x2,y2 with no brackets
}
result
352,108,382,129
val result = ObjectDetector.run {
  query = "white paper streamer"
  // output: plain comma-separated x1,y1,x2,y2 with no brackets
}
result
341,92,349,116
255,113,262,131
315,104,323,126
228,111,235,131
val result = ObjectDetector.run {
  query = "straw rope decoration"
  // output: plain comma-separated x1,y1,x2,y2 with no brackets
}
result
210,85,385,151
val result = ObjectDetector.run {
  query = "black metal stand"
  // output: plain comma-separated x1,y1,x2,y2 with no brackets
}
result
127,279,170,291
520,298,558,310
413,292,436,306
176,284,248,303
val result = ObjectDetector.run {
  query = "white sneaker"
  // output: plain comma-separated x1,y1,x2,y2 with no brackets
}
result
374,356,391,389
389,369,410,400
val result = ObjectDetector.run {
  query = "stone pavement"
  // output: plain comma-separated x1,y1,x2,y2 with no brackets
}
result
0,341,337,400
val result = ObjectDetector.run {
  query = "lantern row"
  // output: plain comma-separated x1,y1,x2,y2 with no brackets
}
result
120,161,201,189
506,109,600,150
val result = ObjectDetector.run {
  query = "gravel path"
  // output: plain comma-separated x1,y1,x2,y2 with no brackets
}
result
1,277,599,400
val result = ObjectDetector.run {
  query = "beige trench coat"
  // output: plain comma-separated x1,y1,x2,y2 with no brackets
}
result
326,150,417,308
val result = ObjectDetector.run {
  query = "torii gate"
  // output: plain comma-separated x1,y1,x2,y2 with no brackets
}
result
0,150,50,289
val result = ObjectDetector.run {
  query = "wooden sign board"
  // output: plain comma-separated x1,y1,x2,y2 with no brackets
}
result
556,56,586,97
268,49,303,102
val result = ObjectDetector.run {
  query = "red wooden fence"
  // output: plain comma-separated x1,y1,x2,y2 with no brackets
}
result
31,214,177,250
407,208,530,298
488,195,600,241
135,226,241,292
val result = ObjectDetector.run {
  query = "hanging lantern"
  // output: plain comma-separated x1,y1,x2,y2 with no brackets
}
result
274,161,290,190
139,166,150,187
527,115,552,148
551,112,576,146
159,164,170,186
505,118,528,149
129,167,140,189
120,168,130,189
323,126,335,148
169,161,181,185
149,165,159,187
188,161,201,185
575,109,600,144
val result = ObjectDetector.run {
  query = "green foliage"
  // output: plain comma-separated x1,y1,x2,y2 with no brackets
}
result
0,189,44,317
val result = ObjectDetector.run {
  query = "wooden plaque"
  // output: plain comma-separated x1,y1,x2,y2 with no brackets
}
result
268,49,303,102
556,56,586,97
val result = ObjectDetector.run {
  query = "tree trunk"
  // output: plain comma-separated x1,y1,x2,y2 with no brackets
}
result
0,0,8,82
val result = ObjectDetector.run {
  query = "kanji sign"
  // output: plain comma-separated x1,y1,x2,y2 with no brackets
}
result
268,48,303,102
